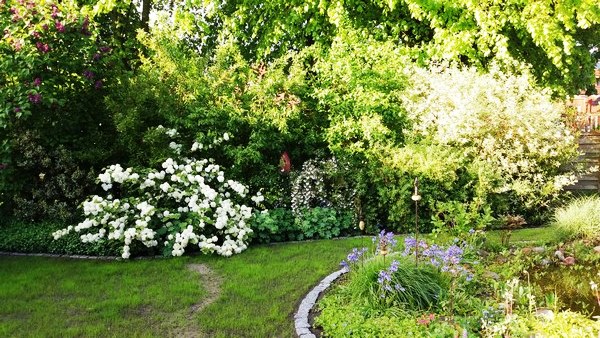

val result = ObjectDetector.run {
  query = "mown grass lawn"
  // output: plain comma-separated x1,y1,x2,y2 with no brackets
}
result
0,237,363,337
0,227,551,337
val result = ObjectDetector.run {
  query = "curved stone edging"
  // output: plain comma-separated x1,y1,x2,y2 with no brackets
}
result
294,267,348,338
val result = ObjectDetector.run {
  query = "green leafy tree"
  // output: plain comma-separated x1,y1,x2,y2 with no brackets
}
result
0,0,141,220
173,0,599,93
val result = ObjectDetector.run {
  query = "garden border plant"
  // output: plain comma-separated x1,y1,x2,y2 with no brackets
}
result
52,129,264,259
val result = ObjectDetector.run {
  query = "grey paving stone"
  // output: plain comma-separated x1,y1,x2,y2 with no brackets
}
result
295,318,310,328
300,333,316,338
294,268,347,337
296,327,312,336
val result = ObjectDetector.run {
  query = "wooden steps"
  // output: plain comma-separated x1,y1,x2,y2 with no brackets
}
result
564,133,600,192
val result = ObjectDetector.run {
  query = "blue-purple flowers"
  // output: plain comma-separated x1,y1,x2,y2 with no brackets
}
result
377,259,405,297
403,236,473,280
340,247,367,270
373,230,397,255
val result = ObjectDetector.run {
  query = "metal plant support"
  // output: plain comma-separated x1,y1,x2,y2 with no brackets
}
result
412,177,421,266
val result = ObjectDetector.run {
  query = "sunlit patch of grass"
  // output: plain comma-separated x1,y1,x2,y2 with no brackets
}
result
0,257,204,337
0,237,365,337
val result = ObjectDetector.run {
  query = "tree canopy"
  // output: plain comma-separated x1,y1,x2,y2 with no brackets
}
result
167,0,599,94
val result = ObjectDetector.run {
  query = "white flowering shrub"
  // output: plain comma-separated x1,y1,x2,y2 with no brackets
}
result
290,158,355,216
401,65,580,213
53,132,264,259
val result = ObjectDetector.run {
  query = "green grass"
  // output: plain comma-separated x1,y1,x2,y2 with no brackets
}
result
486,227,560,246
0,257,205,337
0,237,364,338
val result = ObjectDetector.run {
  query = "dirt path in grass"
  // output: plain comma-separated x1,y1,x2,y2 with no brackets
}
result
186,263,223,315
173,263,223,338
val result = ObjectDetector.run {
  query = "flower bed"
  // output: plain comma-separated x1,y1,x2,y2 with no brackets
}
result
315,230,600,337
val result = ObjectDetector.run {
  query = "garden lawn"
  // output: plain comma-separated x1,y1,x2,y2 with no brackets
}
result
0,237,363,338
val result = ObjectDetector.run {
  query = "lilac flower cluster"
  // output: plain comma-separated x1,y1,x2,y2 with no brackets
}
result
373,230,397,255
340,247,367,270
28,93,42,104
377,260,405,297
403,236,473,280
403,237,427,256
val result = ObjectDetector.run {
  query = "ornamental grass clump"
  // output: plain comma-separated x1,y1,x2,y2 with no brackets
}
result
374,258,447,311
553,196,600,242
53,132,264,259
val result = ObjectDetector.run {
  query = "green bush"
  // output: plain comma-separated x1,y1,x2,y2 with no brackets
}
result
0,221,122,256
250,207,355,243
552,196,600,241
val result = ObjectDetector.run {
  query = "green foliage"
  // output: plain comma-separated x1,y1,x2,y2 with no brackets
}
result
432,201,494,237
512,311,600,338
176,0,599,93
4,131,98,222
349,256,449,312
107,31,325,206
553,196,600,242
250,207,354,243
250,208,297,243
297,207,354,240
0,0,138,221
316,298,461,337
0,221,121,256
316,253,481,336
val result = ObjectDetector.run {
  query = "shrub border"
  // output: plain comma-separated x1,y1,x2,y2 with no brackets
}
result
294,267,348,338
0,251,165,260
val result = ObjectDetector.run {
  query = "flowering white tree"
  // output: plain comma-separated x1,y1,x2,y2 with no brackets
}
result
53,131,263,258
401,65,580,209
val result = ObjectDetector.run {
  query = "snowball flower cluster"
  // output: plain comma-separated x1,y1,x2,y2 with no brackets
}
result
53,133,262,259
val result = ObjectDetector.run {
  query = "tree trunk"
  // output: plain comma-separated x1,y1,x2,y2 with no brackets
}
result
141,0,151,31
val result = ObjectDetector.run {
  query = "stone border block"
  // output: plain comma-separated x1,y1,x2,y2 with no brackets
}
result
294,267,348,337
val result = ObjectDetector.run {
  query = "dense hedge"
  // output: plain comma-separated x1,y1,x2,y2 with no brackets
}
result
0,221,126,257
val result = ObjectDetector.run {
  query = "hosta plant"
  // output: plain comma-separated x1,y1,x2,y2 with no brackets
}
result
53,134,264,259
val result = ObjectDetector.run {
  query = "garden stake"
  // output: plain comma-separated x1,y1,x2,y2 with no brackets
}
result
412,177,421,266
359,219,365,268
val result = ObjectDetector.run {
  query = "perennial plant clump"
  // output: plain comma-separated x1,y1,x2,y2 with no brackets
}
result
553,196,600,242
53,131,264,259
290,157,355,215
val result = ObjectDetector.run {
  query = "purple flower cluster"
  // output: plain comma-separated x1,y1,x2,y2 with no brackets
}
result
51,4,59,19
403,236,473,280
81,17,91,36
403,237,427,256
373,230,397,255
28,93,42,104
55,21,65,33
35,41,50,53
83,70,95,79
377,260,405,297
340,247,367,270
